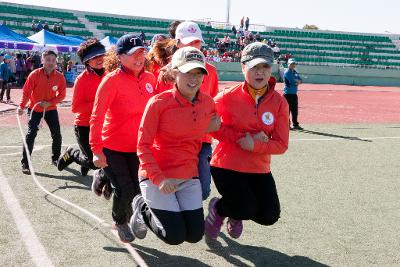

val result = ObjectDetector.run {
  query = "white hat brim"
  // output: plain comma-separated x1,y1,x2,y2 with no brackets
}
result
179,36,205,45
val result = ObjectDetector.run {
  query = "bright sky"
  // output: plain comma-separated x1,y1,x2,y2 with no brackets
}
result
5,0,400,34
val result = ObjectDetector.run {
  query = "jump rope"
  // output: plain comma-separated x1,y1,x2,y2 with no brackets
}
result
16,102,148,267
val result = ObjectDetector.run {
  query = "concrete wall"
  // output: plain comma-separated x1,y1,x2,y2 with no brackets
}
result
211,62,400,87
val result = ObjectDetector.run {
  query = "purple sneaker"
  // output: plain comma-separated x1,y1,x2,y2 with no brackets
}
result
227,218,243,239
204,197,225,239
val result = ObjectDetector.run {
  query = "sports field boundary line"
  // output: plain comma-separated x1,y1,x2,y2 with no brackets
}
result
0,167,54,267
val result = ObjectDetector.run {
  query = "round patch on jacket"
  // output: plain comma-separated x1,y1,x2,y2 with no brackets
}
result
52,85,58,91
145,83,154,93
261,112,274,125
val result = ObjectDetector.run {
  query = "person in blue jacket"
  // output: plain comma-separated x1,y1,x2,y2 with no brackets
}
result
0,54,14,103
283,58,303,130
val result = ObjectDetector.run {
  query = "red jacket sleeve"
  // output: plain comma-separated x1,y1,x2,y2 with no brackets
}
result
49,76,66,106
210,91,244,143
137,97,165,185
208,66,219,98
19,71,36,109
89,77,116,154
71,77,93,114
253,100,289,154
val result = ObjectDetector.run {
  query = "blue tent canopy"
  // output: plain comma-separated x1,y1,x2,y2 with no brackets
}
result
28,29,82,52
0,24,37,50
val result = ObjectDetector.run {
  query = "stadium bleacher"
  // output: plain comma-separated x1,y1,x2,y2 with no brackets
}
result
0,2,92,37
1,1,399,69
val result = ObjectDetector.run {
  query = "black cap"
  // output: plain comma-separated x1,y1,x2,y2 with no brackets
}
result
116,34,145,55
82,46,106,63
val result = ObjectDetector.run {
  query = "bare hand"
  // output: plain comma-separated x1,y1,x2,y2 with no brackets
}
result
236,132,254,151
17,107,24,116
39,101,51,109
253,131,269,142
93,152,108,168
159,179,179,194
206,115,221,133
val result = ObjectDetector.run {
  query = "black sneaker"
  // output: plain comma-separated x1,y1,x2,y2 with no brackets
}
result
112,222,135,243
129,194,147,239
91,169,106,197
102,181,112,200
57,146,74,171
21,163,31,175
293,125,303,130
80,166,89,176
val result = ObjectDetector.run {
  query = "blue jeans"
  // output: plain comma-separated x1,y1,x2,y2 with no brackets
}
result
198,142,212,200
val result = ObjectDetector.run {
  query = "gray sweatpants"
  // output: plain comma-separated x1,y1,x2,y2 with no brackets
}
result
138,178,204,245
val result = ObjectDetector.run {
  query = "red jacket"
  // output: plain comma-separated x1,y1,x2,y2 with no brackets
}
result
90,68,156,154
137,88,216,186
71,69,105,126
19,68,66,112
210,77,289,173
155,62,219,143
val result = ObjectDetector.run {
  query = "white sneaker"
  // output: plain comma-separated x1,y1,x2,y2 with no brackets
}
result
129,194,147,239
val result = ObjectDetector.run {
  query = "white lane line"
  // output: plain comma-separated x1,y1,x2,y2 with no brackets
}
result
0,168,54,267
290,136,400,141
0,144,75,149
0,146,47,157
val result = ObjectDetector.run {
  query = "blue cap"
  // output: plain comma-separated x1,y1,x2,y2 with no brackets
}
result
116,34,145,55
4,54,12,60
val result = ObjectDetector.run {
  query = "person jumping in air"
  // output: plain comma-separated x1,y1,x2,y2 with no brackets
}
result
130,47,220,245
204,42,289,240
56,38,112,199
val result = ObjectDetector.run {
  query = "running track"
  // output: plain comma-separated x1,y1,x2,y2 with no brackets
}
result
1,83,399,126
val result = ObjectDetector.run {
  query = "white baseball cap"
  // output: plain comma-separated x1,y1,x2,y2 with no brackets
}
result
288,58,297,65
171,46,208,75
175,21,205,45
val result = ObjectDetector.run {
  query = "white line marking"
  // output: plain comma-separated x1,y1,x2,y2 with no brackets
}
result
0,168,54,267
290,136,400,141
0,146,47,157
0,144,75,149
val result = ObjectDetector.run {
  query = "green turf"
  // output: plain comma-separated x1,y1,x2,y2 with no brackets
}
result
0,123,399,266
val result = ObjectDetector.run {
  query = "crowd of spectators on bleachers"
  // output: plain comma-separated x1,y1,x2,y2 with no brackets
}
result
31,19,65,35
203,25,284,63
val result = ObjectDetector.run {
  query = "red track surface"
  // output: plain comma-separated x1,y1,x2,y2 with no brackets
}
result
1,83,399,126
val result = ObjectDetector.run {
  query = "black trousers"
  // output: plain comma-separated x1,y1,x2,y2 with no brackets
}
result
0,81,11,101
284,93,299,126
103,148,140,224
71,126,107,180
21,109,62,165
71,126,96,170
211,167,281,225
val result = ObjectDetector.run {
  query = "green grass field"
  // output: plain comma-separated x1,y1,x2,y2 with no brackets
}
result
1,122,399,266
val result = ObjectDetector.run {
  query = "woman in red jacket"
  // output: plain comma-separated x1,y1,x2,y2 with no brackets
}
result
204,42,290,240
56,39,112,199
129,47,218,245
89,34,156,243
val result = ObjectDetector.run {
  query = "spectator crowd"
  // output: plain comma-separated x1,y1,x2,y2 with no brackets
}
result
31,19,65,35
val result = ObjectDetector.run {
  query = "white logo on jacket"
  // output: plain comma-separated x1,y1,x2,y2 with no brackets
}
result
52,85,58,91
145,83,154,93
261,112,274,125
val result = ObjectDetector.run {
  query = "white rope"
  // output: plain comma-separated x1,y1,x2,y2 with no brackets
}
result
16,104,148,267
